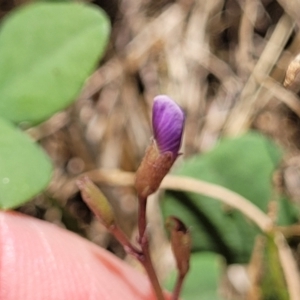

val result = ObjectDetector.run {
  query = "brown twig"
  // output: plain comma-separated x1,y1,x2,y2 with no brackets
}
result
139,234,165,300
171,274,185,300
137,196,165,300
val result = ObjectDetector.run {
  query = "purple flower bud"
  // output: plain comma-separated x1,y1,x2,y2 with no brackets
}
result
135,96,185,198
152,95,185,156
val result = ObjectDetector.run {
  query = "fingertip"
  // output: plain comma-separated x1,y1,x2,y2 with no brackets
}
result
0,211,164,300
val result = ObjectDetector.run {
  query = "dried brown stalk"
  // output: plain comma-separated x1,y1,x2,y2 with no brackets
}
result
86,169,273,232
225,13,295,136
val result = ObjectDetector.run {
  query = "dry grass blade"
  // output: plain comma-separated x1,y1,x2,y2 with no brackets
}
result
124,4,186,71
276,0,300,28
225,13,295,136
78,3,187,102
275,232,300,300
261,77,300,118
86,169,273,233
161,175,273,233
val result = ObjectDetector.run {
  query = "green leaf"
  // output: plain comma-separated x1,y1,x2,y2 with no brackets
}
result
0,2,110,125
162,132,298,263
0,118,52,209
164,252,224,300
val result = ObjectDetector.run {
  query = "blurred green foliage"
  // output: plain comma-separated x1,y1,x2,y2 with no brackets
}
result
162,132,298,298
0,2,110,208
164,252,225,300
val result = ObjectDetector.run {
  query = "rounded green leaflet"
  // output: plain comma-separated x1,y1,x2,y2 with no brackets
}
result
0,118,52,209
0,2,110,125
162,132,298,263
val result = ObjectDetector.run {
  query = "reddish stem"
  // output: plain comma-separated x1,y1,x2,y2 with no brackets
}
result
172,274,185,300
109,225,142,259
138,196,165,300
109,196,165,300
138,196,147,243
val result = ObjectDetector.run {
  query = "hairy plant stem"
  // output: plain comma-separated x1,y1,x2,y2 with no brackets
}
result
138,196,165,300
109,225,142,259
108,197,165,299
172,274,185,300
138,196,147,243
